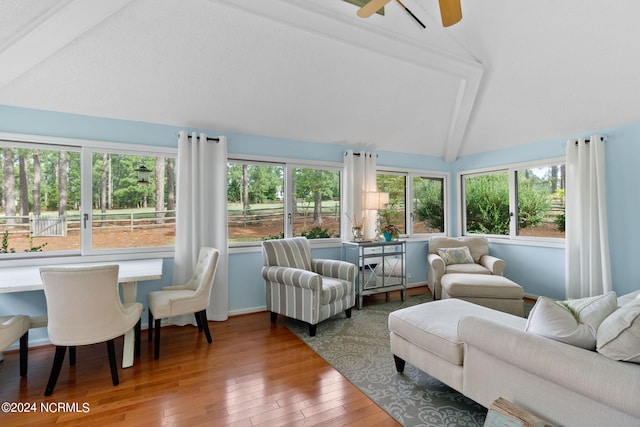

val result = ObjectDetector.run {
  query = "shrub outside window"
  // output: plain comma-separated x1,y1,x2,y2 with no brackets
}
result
377,170,447,237
461,160,565,240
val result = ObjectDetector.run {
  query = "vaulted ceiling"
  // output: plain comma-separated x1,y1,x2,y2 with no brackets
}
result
1,0,639,162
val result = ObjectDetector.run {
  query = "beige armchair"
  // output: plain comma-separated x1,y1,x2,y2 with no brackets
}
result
262,237,356,336
147,247,220,359
0,315,30,377
427,236,505,299
40,265,143,396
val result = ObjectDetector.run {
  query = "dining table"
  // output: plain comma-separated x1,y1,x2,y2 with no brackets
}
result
0,258,163,368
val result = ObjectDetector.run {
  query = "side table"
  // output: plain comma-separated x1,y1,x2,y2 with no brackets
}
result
342,240,406,309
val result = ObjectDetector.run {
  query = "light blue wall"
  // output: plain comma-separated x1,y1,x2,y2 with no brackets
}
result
454,123,640,298
2,104,640,336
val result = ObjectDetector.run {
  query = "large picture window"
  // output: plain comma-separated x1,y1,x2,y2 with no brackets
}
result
90,152,176,250
1,144,81,253
1,136,176,258
461,159,565,240
227,159,341,244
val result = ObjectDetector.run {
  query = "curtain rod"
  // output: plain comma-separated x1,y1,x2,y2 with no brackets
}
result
575,136,604,145
346,151,378,157
186,135,219,142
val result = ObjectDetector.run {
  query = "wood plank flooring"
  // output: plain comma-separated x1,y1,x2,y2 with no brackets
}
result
0,290,418,426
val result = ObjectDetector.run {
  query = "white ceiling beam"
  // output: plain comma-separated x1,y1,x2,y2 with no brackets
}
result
0,0,134,90
214,0,484,163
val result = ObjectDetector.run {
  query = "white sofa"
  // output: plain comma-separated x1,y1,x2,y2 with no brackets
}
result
388,292,640,427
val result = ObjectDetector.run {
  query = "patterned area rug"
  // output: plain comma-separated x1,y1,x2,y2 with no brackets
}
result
285,293,488,427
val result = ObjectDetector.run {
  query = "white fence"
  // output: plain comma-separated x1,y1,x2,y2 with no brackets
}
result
1,211,175,237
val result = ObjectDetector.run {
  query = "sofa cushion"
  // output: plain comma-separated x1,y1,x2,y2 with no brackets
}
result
525,292,617,350
388,299,526,365
597,299,640,363
437,246,474,265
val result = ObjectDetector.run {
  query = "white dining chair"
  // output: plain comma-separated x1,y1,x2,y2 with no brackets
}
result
0,315,30,377
147,247,220,359
39,265,143,396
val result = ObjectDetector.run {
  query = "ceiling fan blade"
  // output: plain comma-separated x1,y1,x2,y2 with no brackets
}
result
357,0,392,18
439,0,462,27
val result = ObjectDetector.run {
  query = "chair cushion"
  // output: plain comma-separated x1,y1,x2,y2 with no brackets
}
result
441,274,524,299
445,263,491,275
148,289,199,319
320,277,352,305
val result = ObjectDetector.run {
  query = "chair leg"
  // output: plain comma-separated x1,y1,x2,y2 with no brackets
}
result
154,319,161,359
148,309,153,342
106,340,119,386
134,318,141,357
69,346,76,366
195,311,203,331
270,311,278,323
19,330,28,377
345,308,352,318
308,323,317,337
45,346,67,396
198,310,212,344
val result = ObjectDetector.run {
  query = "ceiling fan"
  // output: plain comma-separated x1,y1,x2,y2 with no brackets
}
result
356,0,462,28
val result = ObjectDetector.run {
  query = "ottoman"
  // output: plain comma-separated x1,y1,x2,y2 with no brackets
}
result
388,298,527,394
440,273,525,317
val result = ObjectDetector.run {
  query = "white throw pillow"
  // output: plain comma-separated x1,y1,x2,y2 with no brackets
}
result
525,292,617,350
437,246,474,266
596,300,640,363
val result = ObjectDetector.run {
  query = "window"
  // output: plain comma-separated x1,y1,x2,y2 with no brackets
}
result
1,136,176,258
412,176,445,234
227,159,341,243
291,167,341,239
227,161,285,242
1,144,81,253
377,172,407,234
461,159,565,240
90,152,176,250
377,170,447,237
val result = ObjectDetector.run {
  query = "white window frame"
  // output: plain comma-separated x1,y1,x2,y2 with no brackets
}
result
458,157,565,246
228,154,343,249
377,167,449,238
0,132,177,263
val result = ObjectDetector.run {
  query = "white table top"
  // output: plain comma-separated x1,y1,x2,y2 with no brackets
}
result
0,258,163,293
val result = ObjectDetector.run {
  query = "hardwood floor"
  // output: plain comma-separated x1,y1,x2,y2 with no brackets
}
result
0,292,412,426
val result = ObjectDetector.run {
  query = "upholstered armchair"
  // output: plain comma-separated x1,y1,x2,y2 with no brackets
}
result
427,236,505,299
0,315,30,377
262,237,356,336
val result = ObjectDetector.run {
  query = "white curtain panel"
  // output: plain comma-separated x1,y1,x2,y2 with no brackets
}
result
173,131,229,323
342,150,378,240
565,135,612,298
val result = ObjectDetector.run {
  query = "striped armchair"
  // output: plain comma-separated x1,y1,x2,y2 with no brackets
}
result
262,237,356,336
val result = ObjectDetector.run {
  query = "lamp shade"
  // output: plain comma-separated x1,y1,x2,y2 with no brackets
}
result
364,191,389,210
